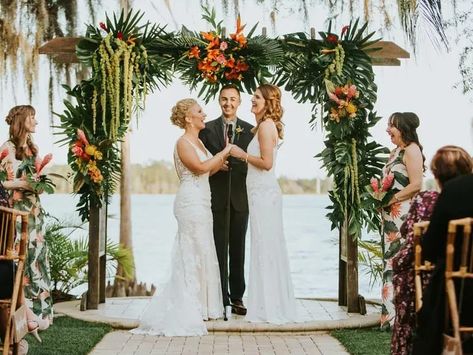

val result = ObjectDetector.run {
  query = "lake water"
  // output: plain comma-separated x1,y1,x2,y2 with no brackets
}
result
41,194,381,299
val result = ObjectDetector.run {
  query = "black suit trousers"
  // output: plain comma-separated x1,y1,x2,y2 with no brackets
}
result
212,206,248,302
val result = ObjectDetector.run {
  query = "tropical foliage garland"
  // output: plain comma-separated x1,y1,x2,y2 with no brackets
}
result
276,20,388,240
57,8,283,221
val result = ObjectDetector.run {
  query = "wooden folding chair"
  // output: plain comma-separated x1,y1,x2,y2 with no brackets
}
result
414,221,435,312
0,206,29,355
444,217,473,355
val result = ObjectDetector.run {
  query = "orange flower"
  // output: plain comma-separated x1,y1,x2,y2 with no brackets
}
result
390,202,401,218
235,60,249,72
201,31,215,41
206,36,220,50
382,284,391,300
386,231,399,243
226,57,235,68
206,49,221,61
188,46,201,59
230,16,247,47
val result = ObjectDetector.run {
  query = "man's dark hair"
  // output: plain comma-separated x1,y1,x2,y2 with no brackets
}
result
219,84,240,97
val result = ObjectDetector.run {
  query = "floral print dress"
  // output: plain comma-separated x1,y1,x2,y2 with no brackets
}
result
0,141,53,321
391,191,438,355
380,147,411,329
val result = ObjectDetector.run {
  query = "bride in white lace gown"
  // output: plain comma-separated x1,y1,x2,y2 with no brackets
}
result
230,84,298,324
131,99,231,336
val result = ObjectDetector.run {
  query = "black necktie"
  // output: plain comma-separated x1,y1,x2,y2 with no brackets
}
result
226,123,234,144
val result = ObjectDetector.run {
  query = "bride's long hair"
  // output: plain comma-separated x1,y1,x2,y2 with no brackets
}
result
251,84,284,139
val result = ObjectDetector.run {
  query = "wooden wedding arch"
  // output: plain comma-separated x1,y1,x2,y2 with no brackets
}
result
39,23,409,313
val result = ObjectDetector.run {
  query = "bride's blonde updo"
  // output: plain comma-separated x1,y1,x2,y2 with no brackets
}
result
5,105,38,160
253,84,284,139
170,98,197,129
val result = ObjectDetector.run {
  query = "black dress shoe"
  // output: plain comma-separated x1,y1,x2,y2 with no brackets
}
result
231,299,247,315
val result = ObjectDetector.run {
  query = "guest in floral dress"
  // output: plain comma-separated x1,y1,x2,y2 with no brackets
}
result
390,146,473,355
380,112,424,329
0,105,53,328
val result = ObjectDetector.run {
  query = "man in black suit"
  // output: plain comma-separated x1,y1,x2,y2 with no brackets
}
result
199,85,254,315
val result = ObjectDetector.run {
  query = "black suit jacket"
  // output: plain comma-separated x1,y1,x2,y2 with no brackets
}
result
199,117,254,212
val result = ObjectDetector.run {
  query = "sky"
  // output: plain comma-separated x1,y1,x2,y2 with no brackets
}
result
1,0,472,179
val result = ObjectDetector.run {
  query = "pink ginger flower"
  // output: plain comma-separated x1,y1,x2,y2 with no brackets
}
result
381,173,394,192
0,148,8,161
328,92,341,104
36,153,53,175
77,129,89,146
370,177,379,193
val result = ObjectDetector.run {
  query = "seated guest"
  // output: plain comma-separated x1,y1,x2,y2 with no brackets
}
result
391,145,473,355
413,150,473,355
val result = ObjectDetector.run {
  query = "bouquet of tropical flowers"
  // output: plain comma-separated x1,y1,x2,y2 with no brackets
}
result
365,173,395,209
16,153,57,194
0,148,12,182
325,80,360,123
71,129,104,186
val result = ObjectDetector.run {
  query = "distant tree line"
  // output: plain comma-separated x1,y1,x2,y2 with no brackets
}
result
48,162,333,194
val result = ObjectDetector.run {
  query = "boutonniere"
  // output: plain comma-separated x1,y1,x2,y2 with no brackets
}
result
235,125,244,139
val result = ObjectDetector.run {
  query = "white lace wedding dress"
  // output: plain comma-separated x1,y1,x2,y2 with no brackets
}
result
245,133,298,324
131,138,222,336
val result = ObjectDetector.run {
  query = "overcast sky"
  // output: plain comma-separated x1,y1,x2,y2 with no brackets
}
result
1,0,471,178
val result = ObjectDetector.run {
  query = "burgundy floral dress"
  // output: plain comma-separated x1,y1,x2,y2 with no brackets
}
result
391,191,439,355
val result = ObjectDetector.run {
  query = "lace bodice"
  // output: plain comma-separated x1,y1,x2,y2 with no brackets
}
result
174,138,211,182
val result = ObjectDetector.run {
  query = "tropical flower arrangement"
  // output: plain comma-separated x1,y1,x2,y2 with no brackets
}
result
187,15,249,84
16,153,56,194
366,173,395,209
177,7,283,102
59,10,173,221
71,129,104,185
326,81,360,123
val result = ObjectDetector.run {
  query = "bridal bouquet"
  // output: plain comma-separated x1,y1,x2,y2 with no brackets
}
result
365,173,395,209
16,153,57,194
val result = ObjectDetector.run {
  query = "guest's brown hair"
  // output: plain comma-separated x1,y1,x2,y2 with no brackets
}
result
252,84,284,139
430,145,473,188
5,105,38,160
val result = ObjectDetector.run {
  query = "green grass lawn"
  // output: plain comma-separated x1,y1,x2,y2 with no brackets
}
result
331,327,391,355
26,316,112,355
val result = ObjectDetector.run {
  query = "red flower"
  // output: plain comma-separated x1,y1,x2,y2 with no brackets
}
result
99,22,108,31
341,25,349,37
326,34,338,44
117,32,123,40
0,148,8,161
